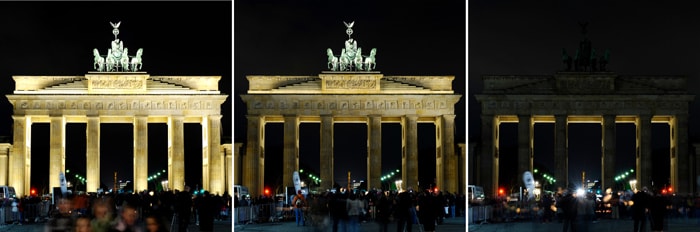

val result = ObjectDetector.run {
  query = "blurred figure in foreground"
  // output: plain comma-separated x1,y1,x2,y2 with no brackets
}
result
46,198,75,232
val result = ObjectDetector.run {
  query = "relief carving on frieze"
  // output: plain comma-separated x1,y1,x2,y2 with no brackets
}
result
92,79,144,89
325,79,377,89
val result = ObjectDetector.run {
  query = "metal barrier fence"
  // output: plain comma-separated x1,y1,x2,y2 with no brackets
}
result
468,205,492,224
234,203,290,225
0,202,50,225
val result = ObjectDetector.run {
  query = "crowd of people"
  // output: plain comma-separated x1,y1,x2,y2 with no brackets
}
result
2,187,232,232
238,187,466,232
480,185,700,232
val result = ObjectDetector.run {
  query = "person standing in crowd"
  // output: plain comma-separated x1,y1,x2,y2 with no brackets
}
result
447,191,456,218
541,193,554,223
632,187,651,232
11,197,21,225
345,193,363,232
330,190,348,232
649,189,669,232
91,198,115,232
175,187,192,232
395,188,415,232
558,188,577,232
376,191,392,232
109,203,143,232
46,198,75,232
417,189,438,232
292,190,307,227
197,191,217,232
75,215,92,232
145,213,170,232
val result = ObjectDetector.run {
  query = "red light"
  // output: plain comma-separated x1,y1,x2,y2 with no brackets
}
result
499,188,505,195
662,189,667,194
264,188,270,195
30,188,36,195
434,188,438,192
668,187,673,193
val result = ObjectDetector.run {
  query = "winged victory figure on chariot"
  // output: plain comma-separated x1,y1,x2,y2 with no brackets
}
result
326,21,377,71
93,21,144,72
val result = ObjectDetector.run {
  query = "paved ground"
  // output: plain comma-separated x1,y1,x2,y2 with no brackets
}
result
0,219,233,232
467,217,700,232
235,216,467,232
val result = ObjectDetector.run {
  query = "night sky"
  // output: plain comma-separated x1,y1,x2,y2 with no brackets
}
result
0,2,232,193
470,1,700,188
234,1,466,190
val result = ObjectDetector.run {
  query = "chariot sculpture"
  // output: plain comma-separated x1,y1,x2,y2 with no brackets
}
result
93,21,144,72
326,21,377,71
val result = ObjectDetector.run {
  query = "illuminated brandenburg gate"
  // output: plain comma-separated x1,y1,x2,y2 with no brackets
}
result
239,73,462,197
2,73,229,197
475,72,695,197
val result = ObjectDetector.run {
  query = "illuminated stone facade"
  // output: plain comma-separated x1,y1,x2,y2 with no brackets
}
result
240,73,462,196
3,73,229,197
475,72,695,197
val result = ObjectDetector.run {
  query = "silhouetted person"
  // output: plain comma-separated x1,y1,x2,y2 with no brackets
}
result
558,189,577,232
375,191,392,232
175,187,192,232
632,187,651,232
197,191,217,232
395,188,415,232
649,190,669,232
45,198,75,232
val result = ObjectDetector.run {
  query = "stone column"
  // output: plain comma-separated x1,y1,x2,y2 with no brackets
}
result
517,115,531,180
10,116,30,197
168,116,185,191
244,115,263,197
637,115,652,189
207,115,224,195
435,117,444,192
602,115,616,191
86,116,101,193
554,115,567,189
133,116,148,192
442,114,457,193
694,143,700,194
480,115,496,197
367,115,381,190
49,116,66,193
233,143,242,185
224,144,233,195
674,114,689,194
402,115,419,190
0,143,10,185
201,117,210,191
320,115,334,191
283,115,299,189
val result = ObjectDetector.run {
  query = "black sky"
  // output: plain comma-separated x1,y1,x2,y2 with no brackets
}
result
0,1,232,193
470,1,699,186
234,1,466,189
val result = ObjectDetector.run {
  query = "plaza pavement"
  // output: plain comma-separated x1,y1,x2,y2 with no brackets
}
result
235,216,467,232
0,219,233,232
467,217,700,232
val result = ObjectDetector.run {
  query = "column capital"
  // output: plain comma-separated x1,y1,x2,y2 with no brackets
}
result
442,114,456,120
404,115,419,120
207,114,223,120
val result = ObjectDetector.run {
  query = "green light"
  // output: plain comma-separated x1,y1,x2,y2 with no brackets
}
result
396,169,400,173
630,169,634,173
381,177,384,181
300,169,304,173
625,172,629,175
534,169,538,173
66,169,70,173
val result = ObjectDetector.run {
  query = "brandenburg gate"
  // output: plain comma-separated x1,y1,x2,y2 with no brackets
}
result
475,72,695,197
238,22,462,197
0,22,231,197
